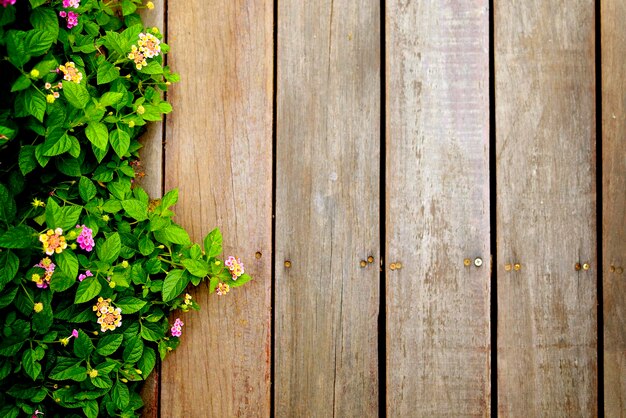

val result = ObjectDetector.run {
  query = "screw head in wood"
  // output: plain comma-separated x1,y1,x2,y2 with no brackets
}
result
513,263,521,271
367,256,374,264
609,265,616,273
390,263,396,270
255,251,262,259
504,264,512,272
575,263,582,271
396,262,402,269
474,257,483,267
464,258,471,266
360,260,367,268
582,263,590,271
284,260,292,268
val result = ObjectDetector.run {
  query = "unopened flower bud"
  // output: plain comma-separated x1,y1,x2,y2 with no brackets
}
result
121,260,129,268
128,121,135,128
136,105,145,115
30,69,40,78
33,302,43,313
109,281,116,288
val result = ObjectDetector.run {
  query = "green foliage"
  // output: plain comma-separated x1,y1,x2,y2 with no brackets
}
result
0,1,251,416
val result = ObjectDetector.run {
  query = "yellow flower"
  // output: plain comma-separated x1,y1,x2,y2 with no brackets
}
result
46,94,55,103
146,1,154,9
88,369,98,378
60,337,70,346
97,306,123,332
30,69,40,78
121,260,129,268
31,198,45,208
128,121,135,128
109,281,116,288
58,62,83,84
33,302,43,313
136,105,145,115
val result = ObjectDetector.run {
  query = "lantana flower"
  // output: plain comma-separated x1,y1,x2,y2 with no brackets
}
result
0,0,16,7
58,62,83,83
216,282,230,296
32,257,55,288
224,255,244,280
76,224,95,251
128,32,160,70
170,318,184,337
93,297,122,332
78,270,93,281
39,228,67,255
62,0,79,7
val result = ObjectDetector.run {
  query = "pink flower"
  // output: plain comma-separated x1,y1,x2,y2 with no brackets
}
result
66,11,79,29
1,0,16,7
224,255,244,280
59,10,67,17
170,318,184,337
31,410,44,418
62,0,79,8
33,257,56,289
76,225,95,252
78,270,93,282
71,329,79,338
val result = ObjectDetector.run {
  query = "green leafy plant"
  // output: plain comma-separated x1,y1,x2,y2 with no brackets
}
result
0,0,251,416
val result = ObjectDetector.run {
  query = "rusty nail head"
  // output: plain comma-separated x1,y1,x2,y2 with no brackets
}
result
255,251,262,259
464,258,471,266
504,264,512,271
514,263,521,271
367,256,374,264
575,263,582,271
360,260,367,268
474,257,483,267
284,260,292,268
583,263,590,271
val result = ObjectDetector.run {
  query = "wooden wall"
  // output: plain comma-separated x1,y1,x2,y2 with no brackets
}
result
138,1,624,416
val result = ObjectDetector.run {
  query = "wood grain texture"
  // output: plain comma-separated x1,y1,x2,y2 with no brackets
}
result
161,1,273,416
137,1,165,200
602,0,626,416
385,1,491,416
274,0,380,416
495,1,597,416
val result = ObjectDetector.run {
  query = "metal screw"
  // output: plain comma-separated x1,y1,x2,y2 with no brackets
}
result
609,265,616,273
367,256,374,264
284,260,292,268
504,264,512,272
395,262,403,269
464,258,471,267
359,260,367,268
474,257,483,267
514,263,521,271
390,263,397,270
582,263,590,271
575,263,582,271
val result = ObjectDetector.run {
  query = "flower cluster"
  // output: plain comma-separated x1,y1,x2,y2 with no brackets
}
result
44,82,63,104
93,297,123,332
170,318,184,337
0,0,15,7
216,282,230,296
225,255,245,280
58,62,83,84
59,0,80,29
128,32,160,70
78,270,93,281
32,257,55,289
76,224,95,251
39,228,67,256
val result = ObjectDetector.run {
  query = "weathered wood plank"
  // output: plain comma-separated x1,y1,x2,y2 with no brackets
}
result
495,2,597,416
138,3,165,417
385,2,491,416
160,1,273,416
274,0,381,416
602,0,626,415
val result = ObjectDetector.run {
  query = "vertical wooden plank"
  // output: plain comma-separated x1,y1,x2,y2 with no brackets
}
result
496,1,597,416
137,1,165,199
161,1,273,417
274,0,380,416
137,4,165,416
386,2,491,416
602,0,626,415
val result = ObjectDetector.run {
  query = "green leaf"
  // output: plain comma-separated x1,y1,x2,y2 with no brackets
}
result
140,321,164,342
24,88,46,122
138,235,155,256
59,205,82,231
85,121,109,150
140,60,163,75
115,296,146,314
0,225,37,249
41,130,72,156
10,75,31,92
82,400,99,418
0,406,19,418
229,273,253,288
22,349,42,380
121,199,147,221
74,330,94,359
97,60,121,84
97,232,121,263
30,7,59,43
62,80,90,109
49,272,76,292
74,276,102,304
138,347,157,377
45,196,61,228
90,374,113,389
25,29,56,56
0,184,16,223
49,358,87,381
162,269,190,302
0,250,18,291
79,176,97,202
29,0,48,9
161,188,178,209
112,380,130,409
154,224,191,246
121,0,137,16
99,92,124,107
6,30,30,67
182,259,209,278
0,286,18,309
203,228,223,258
110,128,130,158
123,336,144,363
7,385,46,402
56,249,79,280
18,145,37,175
96,333,123,356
